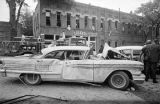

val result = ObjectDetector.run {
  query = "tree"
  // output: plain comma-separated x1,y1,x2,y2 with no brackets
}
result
135,0,160,39
6,0,28,40
20,8,33,36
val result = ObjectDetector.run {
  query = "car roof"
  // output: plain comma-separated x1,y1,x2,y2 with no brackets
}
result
41,46,90,55
116,46,143,50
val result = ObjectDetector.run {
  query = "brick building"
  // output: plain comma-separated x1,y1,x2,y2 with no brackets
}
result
0,22,11,41
0,21,22,41
33,0,149,51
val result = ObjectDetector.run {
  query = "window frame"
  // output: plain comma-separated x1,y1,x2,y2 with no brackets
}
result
46,10,51,26
57,11,61,27
100,18,104,29
76,15,80,29
84,16,88,28
67,13,71,27
92,17,96,30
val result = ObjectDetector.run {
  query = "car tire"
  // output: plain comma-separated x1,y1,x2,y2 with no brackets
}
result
108,71,130,90
23,74,41,85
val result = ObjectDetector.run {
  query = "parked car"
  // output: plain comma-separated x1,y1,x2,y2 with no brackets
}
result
116,46,160,74
116,46,143,61
0,45,145,90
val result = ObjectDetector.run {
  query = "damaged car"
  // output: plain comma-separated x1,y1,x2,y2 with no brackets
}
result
0,43,145,90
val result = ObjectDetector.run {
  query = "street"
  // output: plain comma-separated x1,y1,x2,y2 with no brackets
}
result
0,76,160,104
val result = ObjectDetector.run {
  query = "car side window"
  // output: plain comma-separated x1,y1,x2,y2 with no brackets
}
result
133,50,141,56
121,49,132,56
66,50,84,60
44,50,65,60
107,50,126,59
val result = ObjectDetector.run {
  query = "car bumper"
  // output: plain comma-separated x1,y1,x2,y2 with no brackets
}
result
132,74,145,84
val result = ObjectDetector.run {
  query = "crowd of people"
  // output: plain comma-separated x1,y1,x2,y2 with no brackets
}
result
140,39,160,83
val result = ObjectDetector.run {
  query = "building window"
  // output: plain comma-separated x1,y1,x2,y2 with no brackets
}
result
57,12,61,27
56,35,60,40
44,34,54,40
100,18,104,29
92,17,96,30
122,22,125,32
108,41,111,46
108,20,112,30
90,37,96,41
46,10,51,26
133,24,137,34
115,41,118,47
128,23,131,33
66,35,72,38
36,14,39,29
122,40,125,45
67,13,71,27
90,36,96,51
128,23,131,29
84,16,88,28
76,15,80,29
115,21,118,29
84,37,88,41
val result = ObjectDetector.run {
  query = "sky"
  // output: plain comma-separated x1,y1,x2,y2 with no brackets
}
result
0,0,150,22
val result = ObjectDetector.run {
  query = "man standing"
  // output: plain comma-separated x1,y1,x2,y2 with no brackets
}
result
141,40,152,80
146,39,160,83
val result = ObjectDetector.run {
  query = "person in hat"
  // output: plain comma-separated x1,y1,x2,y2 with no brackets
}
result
141,39,160,83
147,39,160,83
140,40,151,81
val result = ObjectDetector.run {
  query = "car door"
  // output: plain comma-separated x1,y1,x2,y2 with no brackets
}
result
62,50,94,81
36,50,65,74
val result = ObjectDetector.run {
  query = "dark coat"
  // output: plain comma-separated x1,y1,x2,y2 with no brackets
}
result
147,44,160,62
142,45,149,61
98,45,104,53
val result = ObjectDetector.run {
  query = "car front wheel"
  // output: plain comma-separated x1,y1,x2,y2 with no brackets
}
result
108,71,130,90
23,74,41,85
